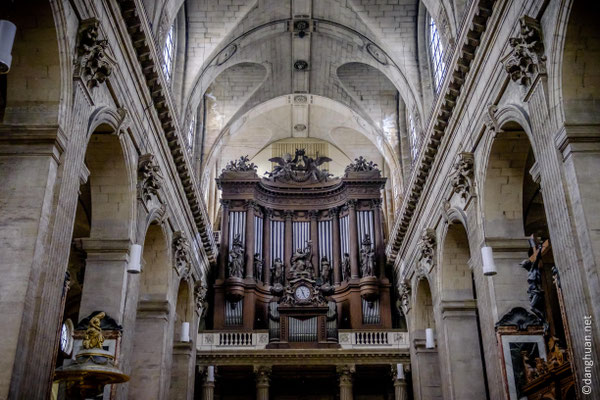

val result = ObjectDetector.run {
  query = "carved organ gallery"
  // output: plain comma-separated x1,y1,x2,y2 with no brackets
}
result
198,151,409,398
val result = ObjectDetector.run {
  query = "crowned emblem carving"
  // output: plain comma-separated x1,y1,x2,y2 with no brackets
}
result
138,154,164,208
450,152,475,199
266,149,332,183
75,18,115,89
418,229,436,271
173,232,192,279
502,16,546,87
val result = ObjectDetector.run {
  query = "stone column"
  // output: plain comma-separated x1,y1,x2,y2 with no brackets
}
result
331,207,341,285
169,341,195,400
438,300,486,400
372,199,386,280
219,200,230,281
338,366,354,400
0,128,69,398
337,365,354,400
393,379,408,400
202,366,215,400
309,210,319,276
347,200,360,279
255,366,271,400
284,211,294,280
129,299,172,399
392,364,408,400
245,200,256,279
263,210,272,285
78,239,131,323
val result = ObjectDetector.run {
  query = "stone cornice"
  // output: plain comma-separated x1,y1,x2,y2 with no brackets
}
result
386,0,496,264
196,348,409,366
116,0,216,265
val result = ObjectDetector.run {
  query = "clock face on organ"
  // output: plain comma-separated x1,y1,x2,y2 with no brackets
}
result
295,285,311,301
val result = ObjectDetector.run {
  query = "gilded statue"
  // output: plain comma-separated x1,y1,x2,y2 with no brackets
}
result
83,311,105,350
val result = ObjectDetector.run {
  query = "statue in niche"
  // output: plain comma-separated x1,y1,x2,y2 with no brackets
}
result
290,240,313,278
520,244,545,323
228,234,245,278
271,258,284,285
320,257,331,284
254,253,264,283
360,234,375,277
342,253,351,281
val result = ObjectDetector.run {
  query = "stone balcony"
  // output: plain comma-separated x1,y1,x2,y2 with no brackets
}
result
196,330,409,352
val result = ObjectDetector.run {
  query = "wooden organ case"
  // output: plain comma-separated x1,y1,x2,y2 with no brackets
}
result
213,151,392,348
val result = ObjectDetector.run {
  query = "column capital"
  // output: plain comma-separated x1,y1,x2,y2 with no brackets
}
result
336,364,355,379
308,209,319,220
328,206,340,218
346,199,358,209
284,210,295,220
245,199,258,210
220,199,231,209
254,365,272,383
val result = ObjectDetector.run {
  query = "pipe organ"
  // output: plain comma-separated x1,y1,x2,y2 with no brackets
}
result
213,151,393,346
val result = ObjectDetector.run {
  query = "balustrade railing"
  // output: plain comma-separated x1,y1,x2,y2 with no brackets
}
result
197,330,408,351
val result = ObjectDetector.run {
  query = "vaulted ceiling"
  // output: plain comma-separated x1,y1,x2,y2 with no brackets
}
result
142,0,463,217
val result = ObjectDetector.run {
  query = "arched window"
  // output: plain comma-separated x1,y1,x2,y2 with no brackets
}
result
408,113,419,162
162,23,176,82
429,16,446,91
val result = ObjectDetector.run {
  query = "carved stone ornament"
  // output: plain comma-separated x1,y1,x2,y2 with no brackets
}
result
366,43,387,65
173,232,192,279
502,16,546,87
398,280,411,314
344,156,380,175
138,154,164,207
483,104,500,135
75,18,115,89
221,155,258,175
417,229,436,271
495,306,543,331
449,152,475,199
217,43,237,66
194,282,209,317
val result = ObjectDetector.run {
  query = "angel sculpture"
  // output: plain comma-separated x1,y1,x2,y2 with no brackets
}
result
266,153,294,181
295,149,333,182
